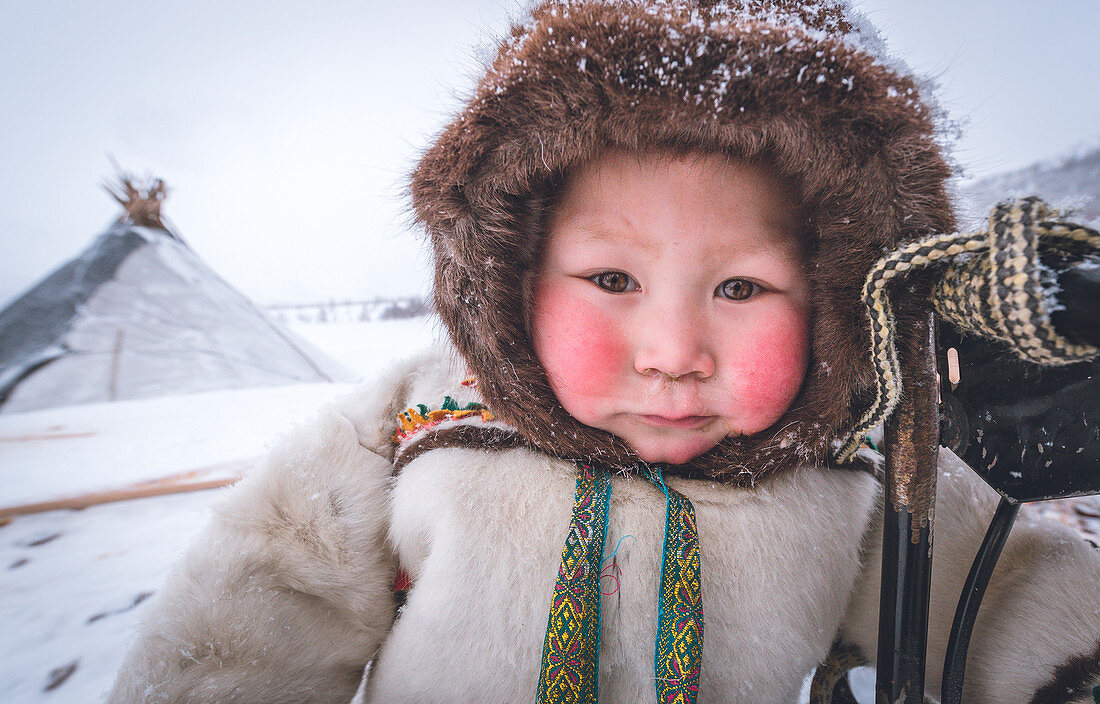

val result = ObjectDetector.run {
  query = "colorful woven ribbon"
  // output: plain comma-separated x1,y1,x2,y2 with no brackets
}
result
643,464,704,704
537,461,612,703
537,462,703,703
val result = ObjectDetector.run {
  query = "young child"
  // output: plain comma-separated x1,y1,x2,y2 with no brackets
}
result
107,1,1100,702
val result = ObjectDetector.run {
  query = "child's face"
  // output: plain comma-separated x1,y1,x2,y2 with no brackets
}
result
531,150,812,465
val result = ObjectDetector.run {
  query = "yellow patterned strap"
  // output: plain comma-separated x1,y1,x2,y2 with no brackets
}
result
537,463,703,704
836,197,1099,463
538,462,612,703
642,464,704,704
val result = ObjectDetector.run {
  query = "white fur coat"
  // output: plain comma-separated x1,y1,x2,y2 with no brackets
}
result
106,349,1100,703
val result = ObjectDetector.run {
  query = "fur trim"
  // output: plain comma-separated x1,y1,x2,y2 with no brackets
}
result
394,419,524,469
411,0,954,482
1029,639,1100,704
105,409,398,704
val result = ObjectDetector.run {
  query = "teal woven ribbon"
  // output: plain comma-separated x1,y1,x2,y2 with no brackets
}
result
537,462,703,703
643,464,704,704
537,461,612,703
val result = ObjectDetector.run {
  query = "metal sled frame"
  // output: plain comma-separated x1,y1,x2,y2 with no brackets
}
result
875,308,939,704
875,282,1099,703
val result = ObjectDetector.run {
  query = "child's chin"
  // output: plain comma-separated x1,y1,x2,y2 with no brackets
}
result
633,440,717,467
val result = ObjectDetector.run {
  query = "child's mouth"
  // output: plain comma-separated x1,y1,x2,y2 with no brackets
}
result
637,414,713,429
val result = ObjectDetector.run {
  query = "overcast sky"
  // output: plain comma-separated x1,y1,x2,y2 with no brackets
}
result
2,0,1098,308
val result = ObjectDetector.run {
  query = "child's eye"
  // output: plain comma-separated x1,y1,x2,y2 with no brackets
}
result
589,271,638,293
717,278,759,301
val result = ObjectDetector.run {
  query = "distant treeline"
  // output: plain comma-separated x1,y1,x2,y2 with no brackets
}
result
266,296,429,324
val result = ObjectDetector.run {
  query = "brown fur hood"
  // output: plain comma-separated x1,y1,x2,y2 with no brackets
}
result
410,0,955,484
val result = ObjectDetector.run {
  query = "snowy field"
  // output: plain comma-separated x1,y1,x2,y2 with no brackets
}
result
0,317,439,704
2,315,1096,703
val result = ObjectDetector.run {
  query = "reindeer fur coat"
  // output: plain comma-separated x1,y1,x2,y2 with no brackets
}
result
104,348,1100,703
107,1,1100,702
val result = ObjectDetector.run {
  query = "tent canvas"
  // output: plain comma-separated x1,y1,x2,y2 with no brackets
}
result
0,184,356,413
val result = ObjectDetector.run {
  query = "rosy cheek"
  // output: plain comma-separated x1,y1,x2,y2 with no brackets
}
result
532,285,627,401
728,315,810,421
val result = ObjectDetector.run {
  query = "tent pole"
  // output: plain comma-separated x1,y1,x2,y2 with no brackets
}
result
109,329,125,401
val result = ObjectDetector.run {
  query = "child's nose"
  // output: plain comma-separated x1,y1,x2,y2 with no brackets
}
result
633,311,716,380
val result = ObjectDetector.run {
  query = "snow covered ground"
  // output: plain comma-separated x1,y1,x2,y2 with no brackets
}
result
1,314,1096,703
0,317,438,703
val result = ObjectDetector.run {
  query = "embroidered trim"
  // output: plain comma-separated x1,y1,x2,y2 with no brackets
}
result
538,463,703,704
393,396,494,444
538,462,612,703
643,465,704,704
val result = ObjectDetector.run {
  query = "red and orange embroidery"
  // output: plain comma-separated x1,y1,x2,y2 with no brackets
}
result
394,396,494,444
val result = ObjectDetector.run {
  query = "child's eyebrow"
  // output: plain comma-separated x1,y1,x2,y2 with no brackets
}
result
558,216,661,254
560,213,802,257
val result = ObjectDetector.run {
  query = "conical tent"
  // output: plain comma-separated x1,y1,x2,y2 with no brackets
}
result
0,177,356,413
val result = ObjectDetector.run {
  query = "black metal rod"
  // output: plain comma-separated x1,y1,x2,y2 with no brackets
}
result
940,496,1020,704
876,310,940,704
876,507,935,703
